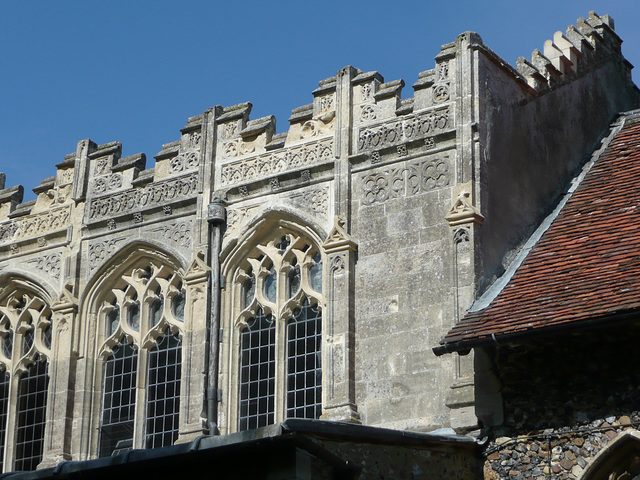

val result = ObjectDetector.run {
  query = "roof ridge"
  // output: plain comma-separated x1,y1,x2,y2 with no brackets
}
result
468,113,628,313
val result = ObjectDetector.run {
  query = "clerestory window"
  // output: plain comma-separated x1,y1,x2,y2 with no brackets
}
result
98,264,184,456
0,291,52,472
234,231,323,431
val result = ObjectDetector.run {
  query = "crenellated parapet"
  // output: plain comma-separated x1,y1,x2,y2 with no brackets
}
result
516,11,630,92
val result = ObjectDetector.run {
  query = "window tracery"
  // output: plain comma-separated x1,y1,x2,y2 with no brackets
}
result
0,289,52,472
232,230,324,431
97,262,184,456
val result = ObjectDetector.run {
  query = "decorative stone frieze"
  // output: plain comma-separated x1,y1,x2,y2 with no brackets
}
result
357,106,451,152
219,139,334,187
0,206,71,245
88,173,198,221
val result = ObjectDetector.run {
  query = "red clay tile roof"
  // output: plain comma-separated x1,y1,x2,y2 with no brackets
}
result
439,114,640,352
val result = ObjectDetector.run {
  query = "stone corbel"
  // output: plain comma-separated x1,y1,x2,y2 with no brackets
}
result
445,187,484,226
176,249,211,443
320,216,360,423
39,283,78,468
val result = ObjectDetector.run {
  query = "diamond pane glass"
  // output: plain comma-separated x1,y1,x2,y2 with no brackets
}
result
2,331,12,359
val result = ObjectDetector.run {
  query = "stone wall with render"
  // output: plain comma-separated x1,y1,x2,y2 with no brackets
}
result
480,325,640,480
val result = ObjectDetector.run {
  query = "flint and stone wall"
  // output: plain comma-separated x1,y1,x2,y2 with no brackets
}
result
479,325,640,480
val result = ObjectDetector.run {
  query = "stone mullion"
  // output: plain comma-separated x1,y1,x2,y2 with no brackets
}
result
39,295,76,469
133,347,147,449
274,265,287,423
175,256,209,443
320,218,359,423
3,373,18,472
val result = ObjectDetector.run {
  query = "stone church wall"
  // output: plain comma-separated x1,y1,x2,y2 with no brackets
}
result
0,10,636,469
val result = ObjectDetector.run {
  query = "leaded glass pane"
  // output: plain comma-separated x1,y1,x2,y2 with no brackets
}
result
288,266,301,298
146,332,181,449
310,253,322,293
150,298,163,326
23,328,34,354
243,278,255,309
286,301,322,420
239,310,275,430
42,324,52,350
100,343,137,457
0,370,8,473
2,331,12,359
15,359,49,471
128,302,140,332
172,293,185,322
108,309,119,336
264,270,277,303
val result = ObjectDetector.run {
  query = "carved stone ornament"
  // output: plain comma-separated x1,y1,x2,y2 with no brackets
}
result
169,152,199,173
89,238,126,271
361,84,372,100
0,206,71,245
360,105,377,122
94,174,123,194
153,221,192,248
445,191,485,226
437,62,449,81
323,216,357,254
357,106,450,152
433,84,450,103
184,249,210,283
361,157,450,205
27,253,62,279
424,137,436,149
288,186,329,216
88,173,197,221
52,283,78,312
220,139,333,187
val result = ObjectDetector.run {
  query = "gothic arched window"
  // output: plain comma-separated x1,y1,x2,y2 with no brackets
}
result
0,290,52,472
97,263,184,456
233,230,324,431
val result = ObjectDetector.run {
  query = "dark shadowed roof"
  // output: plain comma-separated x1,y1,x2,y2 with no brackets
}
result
437,111,640,354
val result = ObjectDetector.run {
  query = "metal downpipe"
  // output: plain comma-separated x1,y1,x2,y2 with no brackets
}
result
207,200,226,435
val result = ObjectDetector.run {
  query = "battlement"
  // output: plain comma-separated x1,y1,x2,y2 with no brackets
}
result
0,12,635,229
516,11,630,92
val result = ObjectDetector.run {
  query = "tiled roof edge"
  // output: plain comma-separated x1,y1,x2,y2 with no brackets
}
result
468,112,632,313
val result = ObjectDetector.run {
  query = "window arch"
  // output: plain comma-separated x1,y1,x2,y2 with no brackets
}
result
226,225,324,432
95,260,185,456
0,287,52,472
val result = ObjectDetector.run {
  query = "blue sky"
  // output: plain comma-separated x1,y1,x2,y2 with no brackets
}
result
2,1,639,201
